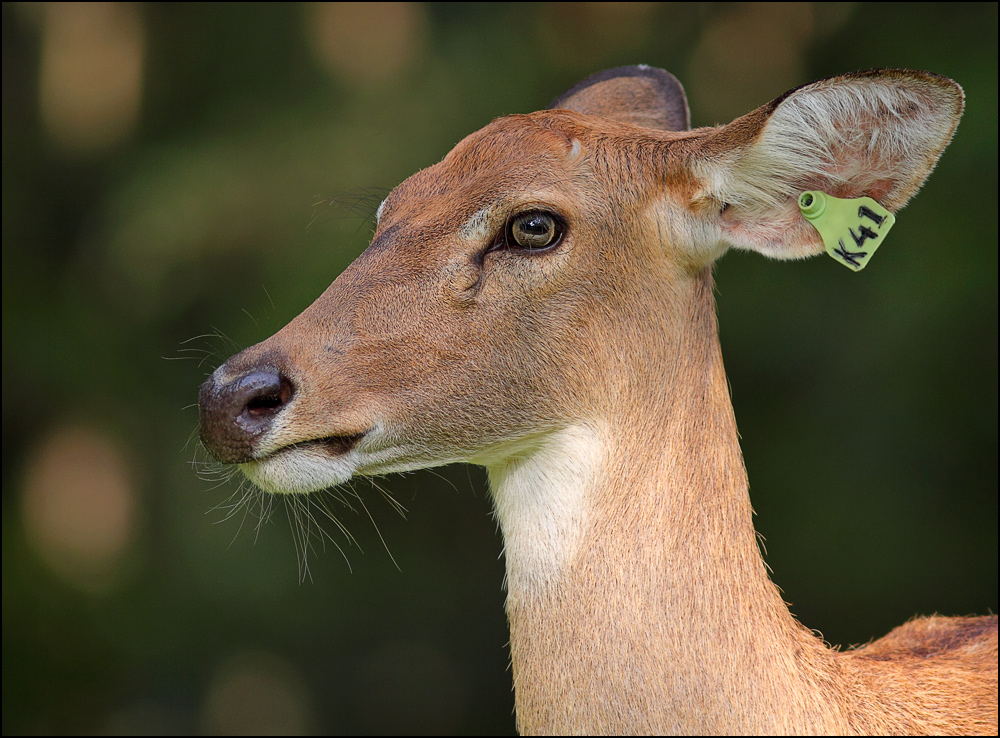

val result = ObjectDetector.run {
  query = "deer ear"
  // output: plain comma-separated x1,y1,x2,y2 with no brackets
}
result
550,65,691,132
695,69,964,260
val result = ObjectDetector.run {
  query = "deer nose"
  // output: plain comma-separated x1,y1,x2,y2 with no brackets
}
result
199,367,295,463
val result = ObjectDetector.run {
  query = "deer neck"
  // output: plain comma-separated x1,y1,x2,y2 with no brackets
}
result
487,268,847,735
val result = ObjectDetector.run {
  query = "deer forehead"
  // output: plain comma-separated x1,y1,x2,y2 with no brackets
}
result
377,122,578,229
376,112,690,237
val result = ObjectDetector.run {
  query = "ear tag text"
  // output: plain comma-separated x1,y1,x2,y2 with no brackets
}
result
798,191,895,272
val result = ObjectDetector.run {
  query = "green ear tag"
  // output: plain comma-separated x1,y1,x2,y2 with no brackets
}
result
798,191,895,271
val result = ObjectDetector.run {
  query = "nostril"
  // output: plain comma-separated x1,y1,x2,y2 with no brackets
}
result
238,371,294,421
246,392,282,414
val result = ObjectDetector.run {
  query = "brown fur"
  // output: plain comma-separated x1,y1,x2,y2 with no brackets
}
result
199,68,996,734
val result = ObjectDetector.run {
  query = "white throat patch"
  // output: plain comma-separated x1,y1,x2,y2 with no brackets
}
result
487,424,605,592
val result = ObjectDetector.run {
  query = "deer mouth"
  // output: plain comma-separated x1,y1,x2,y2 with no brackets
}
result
245,431,369,465
314,432,367,456
271,431,368,459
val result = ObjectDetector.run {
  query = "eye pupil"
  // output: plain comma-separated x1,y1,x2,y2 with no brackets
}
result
521,216,547,234
510,212,561,250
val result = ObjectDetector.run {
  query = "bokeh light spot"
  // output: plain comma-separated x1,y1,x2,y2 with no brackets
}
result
37,2,145,155
306,2,428,86
201,650,315,736
21,423,139,592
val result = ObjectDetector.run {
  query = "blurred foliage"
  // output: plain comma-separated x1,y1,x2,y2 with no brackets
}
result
2,3,996,735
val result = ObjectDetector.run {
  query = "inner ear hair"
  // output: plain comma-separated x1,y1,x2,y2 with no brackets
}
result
710,69,964,217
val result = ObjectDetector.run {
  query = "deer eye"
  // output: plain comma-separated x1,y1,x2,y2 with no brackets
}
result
508,211,564,251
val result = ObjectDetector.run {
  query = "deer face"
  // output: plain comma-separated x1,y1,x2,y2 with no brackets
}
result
198,110,690,494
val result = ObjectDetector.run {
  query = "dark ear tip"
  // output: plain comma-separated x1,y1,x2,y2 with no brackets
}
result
548,65,691,132
549,66,675,105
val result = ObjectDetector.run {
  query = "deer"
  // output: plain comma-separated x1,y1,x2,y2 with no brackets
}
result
198,66,998,734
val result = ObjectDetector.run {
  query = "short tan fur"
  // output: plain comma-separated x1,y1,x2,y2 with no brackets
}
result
199,67,997,735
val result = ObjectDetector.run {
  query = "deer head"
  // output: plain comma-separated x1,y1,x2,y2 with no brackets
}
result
199,66,962,500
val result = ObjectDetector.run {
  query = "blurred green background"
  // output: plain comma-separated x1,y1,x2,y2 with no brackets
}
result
2,3,996,735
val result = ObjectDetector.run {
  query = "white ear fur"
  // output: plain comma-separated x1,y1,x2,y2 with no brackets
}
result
696,70,964,260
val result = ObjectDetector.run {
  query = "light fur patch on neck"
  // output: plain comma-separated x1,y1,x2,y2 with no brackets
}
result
487,424,605,592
